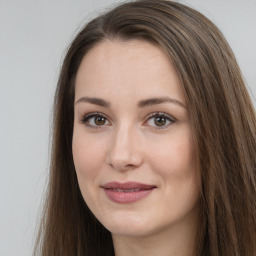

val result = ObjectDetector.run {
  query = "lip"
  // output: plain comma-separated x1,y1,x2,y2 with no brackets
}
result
101,182,156,204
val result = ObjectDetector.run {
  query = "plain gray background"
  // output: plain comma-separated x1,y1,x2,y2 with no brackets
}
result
1,1,255,255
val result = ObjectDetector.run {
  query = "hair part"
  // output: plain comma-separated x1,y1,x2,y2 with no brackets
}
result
34,1,256,255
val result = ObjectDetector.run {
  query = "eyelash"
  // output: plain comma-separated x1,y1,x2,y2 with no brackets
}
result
80,112,110,129
144,112,176,129
80,112,176,129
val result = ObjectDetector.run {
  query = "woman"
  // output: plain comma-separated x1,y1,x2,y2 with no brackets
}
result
34,0,256,255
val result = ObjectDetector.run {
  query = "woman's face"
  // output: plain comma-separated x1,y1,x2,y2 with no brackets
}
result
72,39,200,238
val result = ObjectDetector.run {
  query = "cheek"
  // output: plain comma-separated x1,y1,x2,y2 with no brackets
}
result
72,130,107,185
151,130,195,175
149,128,200,199
72,131,108,212
172,138,195,173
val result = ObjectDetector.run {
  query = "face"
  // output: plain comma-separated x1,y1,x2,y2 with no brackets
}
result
72,39,200,239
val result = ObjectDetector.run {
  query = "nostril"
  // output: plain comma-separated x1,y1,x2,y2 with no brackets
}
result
106,130,143,170
106,153,142,171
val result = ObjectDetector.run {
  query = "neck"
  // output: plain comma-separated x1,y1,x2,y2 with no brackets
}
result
112,210,200,256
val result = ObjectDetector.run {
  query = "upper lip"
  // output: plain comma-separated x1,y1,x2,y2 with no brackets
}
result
101,182,157,190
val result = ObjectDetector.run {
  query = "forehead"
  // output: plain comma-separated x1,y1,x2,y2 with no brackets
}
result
75,39,185,103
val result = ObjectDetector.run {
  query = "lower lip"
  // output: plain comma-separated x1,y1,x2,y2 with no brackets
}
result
103,188,155,203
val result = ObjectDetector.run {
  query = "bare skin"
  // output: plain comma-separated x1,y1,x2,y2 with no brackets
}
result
73,39,201,256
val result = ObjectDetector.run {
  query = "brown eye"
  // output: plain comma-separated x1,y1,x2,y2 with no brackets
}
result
81,113,110,128
94,116,106,125
154,116,167,126
144,112,175,129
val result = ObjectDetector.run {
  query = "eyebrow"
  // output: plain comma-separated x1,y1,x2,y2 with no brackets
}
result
75,97,110,107
75,96,186,109
138,97,187,109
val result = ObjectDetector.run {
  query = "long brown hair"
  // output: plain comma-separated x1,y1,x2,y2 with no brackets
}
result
34,1,256,255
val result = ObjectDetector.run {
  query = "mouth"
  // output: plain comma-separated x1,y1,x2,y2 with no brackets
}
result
101,182,156,204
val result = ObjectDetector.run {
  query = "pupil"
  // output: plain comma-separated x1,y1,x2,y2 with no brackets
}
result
95,116,106,125
155,116,166,126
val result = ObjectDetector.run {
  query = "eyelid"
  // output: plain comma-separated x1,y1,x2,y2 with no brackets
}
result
80,112,111,128
80,111,176,129
143,111,176,129
145,111,176,121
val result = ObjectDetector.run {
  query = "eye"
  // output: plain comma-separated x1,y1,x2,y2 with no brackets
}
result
144,112,175,129
81,112,110,128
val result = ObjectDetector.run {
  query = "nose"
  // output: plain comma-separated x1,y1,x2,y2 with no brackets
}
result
106,125,143,171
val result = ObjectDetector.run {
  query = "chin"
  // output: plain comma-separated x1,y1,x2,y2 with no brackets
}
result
99,211,157,237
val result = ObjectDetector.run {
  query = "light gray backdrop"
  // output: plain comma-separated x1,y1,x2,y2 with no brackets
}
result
1,1,255,255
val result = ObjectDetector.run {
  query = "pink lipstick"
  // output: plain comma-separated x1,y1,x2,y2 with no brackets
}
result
101,182,156,204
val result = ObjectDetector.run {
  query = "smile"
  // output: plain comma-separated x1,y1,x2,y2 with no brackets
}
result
101,182,156,204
